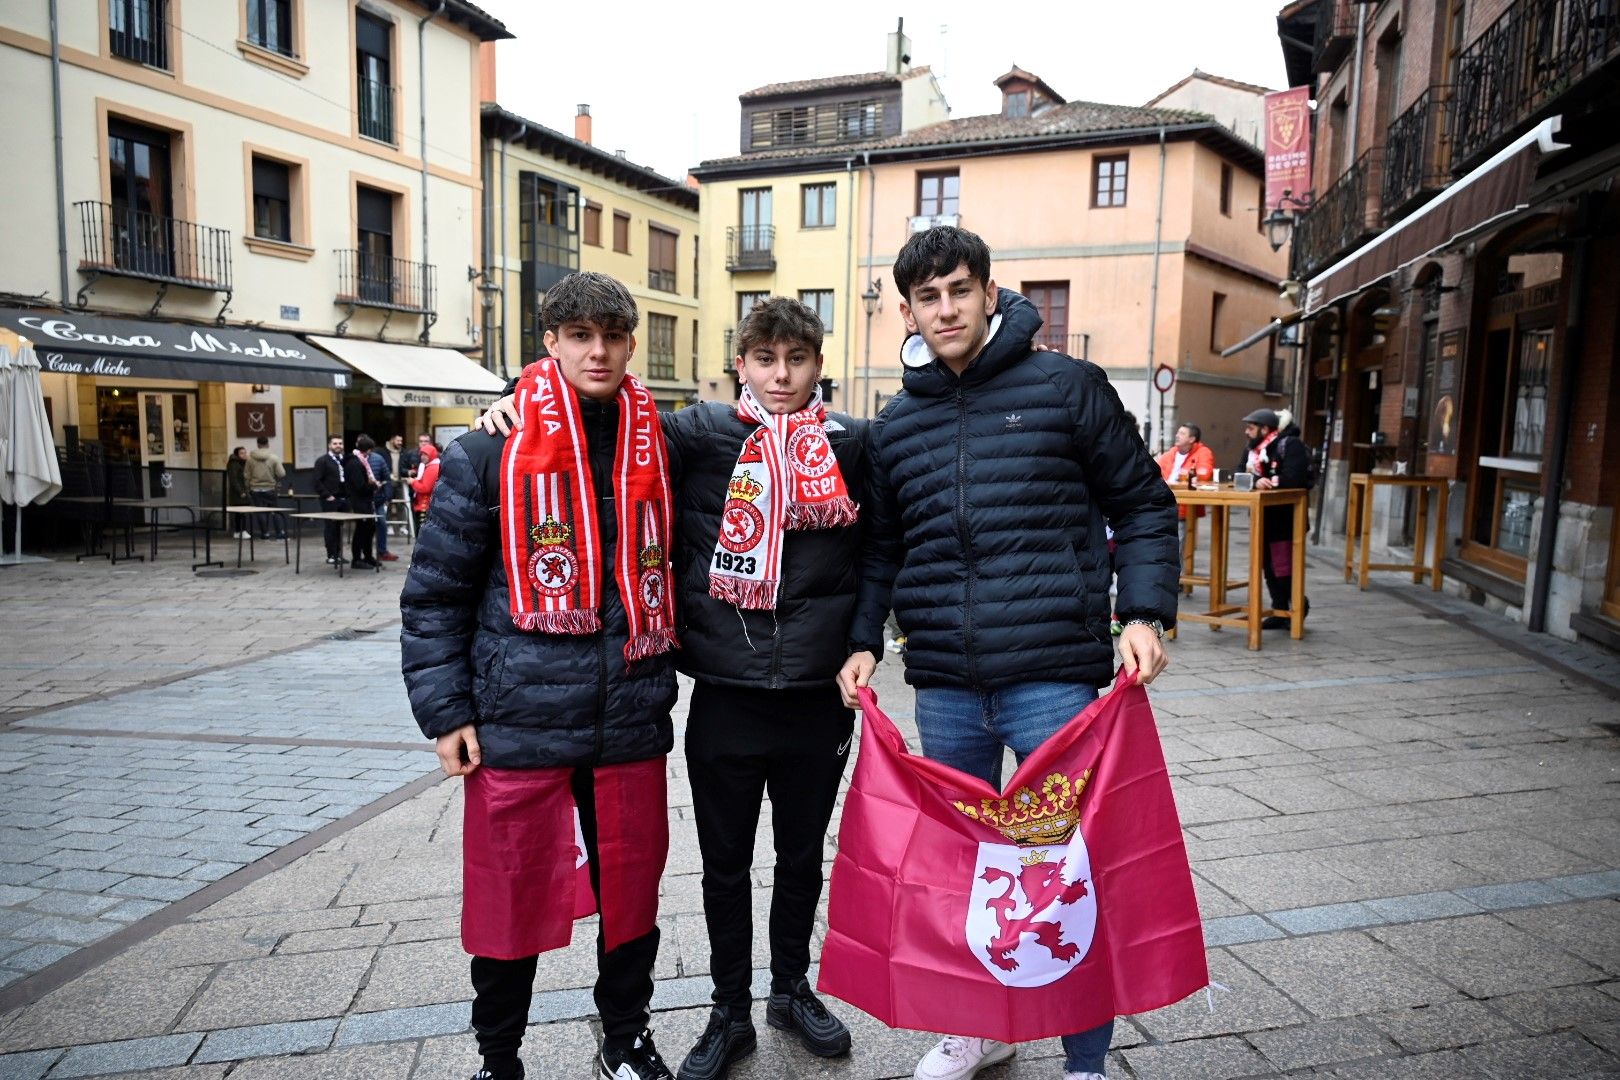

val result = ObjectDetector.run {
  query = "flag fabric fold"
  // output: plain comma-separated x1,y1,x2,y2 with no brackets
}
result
818,673,1206,1042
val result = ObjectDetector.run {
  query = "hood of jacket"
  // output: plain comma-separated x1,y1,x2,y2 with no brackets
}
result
249,448,276,463
897,287,1042,398
419,443,439,462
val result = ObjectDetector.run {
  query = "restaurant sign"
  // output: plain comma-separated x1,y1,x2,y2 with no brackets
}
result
382,386,499,410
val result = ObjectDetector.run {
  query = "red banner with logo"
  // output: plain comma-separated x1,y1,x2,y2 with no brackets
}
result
818,676,1206,1042
1265,87,1314,211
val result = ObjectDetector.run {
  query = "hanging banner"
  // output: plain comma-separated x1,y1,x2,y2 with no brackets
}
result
1265,87,1313,211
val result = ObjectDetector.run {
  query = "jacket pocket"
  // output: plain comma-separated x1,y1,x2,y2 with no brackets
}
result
471,637,509,719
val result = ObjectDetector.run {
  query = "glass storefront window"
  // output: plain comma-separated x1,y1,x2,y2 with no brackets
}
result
1495,480,1536,558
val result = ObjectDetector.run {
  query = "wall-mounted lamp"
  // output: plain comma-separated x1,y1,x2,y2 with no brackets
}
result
250,384,267,395
861,279,882,317
1262,189,1315,253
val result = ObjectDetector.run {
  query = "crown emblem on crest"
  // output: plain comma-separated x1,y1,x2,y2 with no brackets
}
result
530,515,573,548
954,770,1091,846
639,543,664,569
1018,849,1049,866
727,470,764,503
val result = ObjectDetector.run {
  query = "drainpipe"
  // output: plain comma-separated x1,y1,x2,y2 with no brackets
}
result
1346,3,1367,164
416,0,444,344
480,128,494,370
499,118,526,375
862,150,878,417
1144,127,1167,450
1528,205,1593,633
842,157,856,410
49,0,69,307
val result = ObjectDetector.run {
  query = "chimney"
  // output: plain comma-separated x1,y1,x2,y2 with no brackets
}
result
615,150,627,159
575,104,592,145
479,42,497,104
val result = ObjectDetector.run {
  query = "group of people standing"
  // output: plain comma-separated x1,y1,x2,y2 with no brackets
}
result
400,226,1181,1080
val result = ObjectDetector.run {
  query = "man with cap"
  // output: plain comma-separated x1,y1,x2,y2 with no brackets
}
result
1242,407,1311,629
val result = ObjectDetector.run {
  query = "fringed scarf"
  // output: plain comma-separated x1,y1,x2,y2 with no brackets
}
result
500,357,677,662
708,384,856,610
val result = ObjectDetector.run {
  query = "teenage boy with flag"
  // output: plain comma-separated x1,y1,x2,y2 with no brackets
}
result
479,297,878,1080
402,272,680,1080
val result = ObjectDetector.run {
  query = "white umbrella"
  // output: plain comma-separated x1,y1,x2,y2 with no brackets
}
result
1,338,62,564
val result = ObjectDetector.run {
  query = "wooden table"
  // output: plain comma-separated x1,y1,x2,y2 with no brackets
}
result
223,506,291,569
1345,473,1448,591
1172,485,1308,650
291,512,380,576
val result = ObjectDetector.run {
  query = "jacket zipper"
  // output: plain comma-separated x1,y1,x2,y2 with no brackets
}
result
768,609,784,689
954,385,979,686
594,627,607,765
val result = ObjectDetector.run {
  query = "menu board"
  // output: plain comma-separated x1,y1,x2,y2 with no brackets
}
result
291,406,328,469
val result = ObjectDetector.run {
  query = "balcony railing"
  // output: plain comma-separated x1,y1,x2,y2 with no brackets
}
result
1291,148,1384,279
76,201,232,294
335,250,436,314
1382,87,1453,219
109,0,169,69
726,226,775,272
358,76,395,144
1451,0,1620,170
1313,0,1358,75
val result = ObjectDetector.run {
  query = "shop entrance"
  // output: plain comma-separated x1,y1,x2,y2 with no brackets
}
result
95,386,200,498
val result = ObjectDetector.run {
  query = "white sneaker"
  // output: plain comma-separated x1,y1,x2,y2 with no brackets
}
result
1063,1073,1105,1080
914,1036,1015,1080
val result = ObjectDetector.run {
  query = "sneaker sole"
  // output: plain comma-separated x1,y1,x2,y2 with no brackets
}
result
766,1005,851,1058
674,1030,756,1080
914,1041,1016,1080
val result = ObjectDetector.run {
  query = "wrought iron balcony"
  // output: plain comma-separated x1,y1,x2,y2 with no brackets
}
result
1451,0,1620,171
335,250,436,335
109,0,169,69
1290,148,1385,279
1312,0,1359,75
725,226,775,272
358,75,396,144
1382,88,1453,219
75,200,233,306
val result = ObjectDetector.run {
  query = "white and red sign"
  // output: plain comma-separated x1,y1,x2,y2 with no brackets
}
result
1265,87,1314,211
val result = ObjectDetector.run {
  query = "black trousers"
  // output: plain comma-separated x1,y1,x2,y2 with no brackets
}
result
320,495,343,557
470,768,660,1072
686,681,853,1012
348,496,376,562
1261,503,1301,609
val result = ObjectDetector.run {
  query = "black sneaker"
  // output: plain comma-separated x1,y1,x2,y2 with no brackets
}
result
599,1028,674,1080
766,978,851,1058
468,1068,522,1080
676,1008,755,1080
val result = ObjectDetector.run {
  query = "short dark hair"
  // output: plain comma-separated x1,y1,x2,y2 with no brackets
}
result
355,433,374,451
256,435,269,447
735,297,824,357
540,271,639,334
1180,423,1202,441
893,226,992,301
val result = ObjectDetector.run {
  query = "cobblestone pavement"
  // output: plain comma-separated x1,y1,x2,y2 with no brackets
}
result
0,542,1617,1079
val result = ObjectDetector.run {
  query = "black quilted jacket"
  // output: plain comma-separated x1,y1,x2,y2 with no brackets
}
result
399,400,676,769
852,288,1179,690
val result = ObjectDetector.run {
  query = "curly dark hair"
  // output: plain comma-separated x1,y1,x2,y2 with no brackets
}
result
735,297,824,357
893,226,991,301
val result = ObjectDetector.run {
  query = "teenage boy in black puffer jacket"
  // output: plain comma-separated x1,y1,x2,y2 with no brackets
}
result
481,298,878,1080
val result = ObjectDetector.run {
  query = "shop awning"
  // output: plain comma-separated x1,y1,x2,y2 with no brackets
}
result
1220,309,1305,358
306,336,505,409
0,309,352,388
1304,115,1570,315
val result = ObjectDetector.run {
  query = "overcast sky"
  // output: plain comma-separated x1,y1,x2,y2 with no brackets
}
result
479,1,1293,181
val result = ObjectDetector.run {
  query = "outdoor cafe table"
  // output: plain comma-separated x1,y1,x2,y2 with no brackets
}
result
222,506,292,569
290,512,380,576
1344,472,1448,592
1171,484,1308,650
55,496,221,571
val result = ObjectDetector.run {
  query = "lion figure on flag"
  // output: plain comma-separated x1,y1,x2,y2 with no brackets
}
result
979,858,1090,972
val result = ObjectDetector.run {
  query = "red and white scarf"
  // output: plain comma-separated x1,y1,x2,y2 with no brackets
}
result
500,358,677,662
709,384,856,610
1246,429,1279,477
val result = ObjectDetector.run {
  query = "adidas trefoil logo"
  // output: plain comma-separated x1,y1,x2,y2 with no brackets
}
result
1004,413,1024,431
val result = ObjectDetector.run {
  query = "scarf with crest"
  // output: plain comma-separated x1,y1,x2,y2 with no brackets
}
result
709,384,856,610
500,357,677,662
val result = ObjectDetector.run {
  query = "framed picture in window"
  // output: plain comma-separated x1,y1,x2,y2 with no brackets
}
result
433,424,469,449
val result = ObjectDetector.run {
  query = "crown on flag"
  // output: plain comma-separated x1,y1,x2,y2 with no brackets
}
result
954,770,1091,846
638,543,664,569
530,515,573,548
727,470,764,503
1018,849,1050,866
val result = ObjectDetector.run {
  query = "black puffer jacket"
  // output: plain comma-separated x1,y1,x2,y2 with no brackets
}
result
399,401,676,769
665,402,882,688
852,288,1179,690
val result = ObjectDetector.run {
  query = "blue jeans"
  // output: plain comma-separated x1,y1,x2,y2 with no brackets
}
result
914,681,1112,1075
373,497,390,555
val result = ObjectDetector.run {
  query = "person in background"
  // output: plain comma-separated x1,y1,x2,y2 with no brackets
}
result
1243,407,1311,629
403,433,432,479
409,441,441,534
225,447,252,540
347,434,382,569
312,434,348,566
245,435,287,540
368,437,397,562
1156,423,1217,550
386,434,405,480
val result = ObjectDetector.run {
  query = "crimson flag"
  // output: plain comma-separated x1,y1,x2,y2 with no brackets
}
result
818,674,1206,1042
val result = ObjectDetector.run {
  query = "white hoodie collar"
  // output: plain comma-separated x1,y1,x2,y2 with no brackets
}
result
901,313,1004,369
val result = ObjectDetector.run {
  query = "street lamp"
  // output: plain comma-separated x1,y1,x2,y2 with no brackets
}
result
1263,190,1314,253
860,281,882,417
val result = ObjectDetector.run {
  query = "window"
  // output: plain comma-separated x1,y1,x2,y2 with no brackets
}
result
247,0,293,57
917,170,960,217
738,188,772,259
1209,292,1227,352
518,173,579,357
1004,91,1029,117
802,183,837,228
1023,283,1069,352
1257,181,1266,233
356,185,396,304
612,211,630,254
691,321,700,381
106,118,176,277
799,290,834,334
583,203,601,246
251,157,292,242
737,292,769,323
748,99,885,149
109,0,168,68
837,100,880,139
692,235,699,299
648,226,678,293
1092,154,1128,208
1219,163,1234,216
647,314,677,380
356,12,393,144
